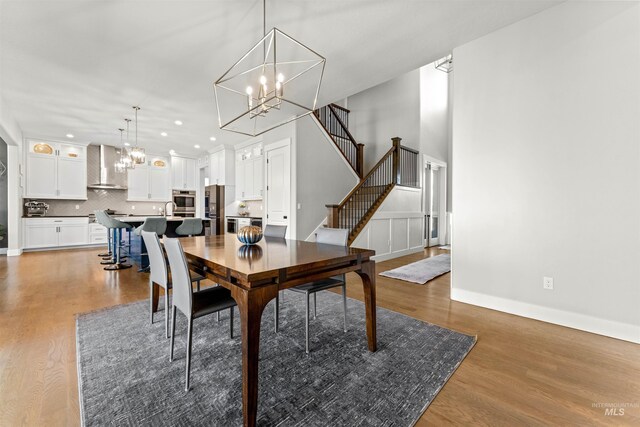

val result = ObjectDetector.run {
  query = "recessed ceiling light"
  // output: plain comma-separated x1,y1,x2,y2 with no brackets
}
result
160,132,168,137
174,120,183,126
194,145,200,149
169,149,176,155
209,136,216,141
124,142,131,146
66,133,74,138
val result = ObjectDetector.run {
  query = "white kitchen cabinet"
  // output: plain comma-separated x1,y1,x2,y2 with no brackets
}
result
58,223,90,246
24,140,87,200
209,148,235,186
127,163,150,200
235,154,264,200
171,156,197,190
24,223,59,248
23,218,89,249
127,155,171,202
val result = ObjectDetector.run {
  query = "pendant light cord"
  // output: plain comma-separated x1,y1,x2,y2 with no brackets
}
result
263,0,266,37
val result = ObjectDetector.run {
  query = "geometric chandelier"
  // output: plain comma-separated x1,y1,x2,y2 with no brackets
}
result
214,0,325,137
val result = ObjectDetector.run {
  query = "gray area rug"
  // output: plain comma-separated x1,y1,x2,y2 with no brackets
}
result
76,290,475,426
380,254,451,284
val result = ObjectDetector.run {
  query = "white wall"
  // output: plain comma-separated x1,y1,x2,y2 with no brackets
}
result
452,1,640,343
295,115,359,240
419,65,449,162
347,69,421,171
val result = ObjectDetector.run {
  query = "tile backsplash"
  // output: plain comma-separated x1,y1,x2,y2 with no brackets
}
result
227,200,264,217
28,189,163,216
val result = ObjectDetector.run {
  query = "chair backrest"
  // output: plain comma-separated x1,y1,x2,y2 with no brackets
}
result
175,218,203,236
94,210,107,226
263,224,287,239
316,228,348,282
316,228,349,246
141,231,168,289
140,217,168,236
100,212,130,229
163,238,193,316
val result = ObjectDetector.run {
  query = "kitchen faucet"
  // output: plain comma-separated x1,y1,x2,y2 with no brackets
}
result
164,201,177,217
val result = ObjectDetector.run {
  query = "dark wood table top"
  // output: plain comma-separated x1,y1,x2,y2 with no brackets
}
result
177,234,375,286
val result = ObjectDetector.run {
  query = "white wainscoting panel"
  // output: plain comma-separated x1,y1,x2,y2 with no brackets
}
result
352,212,424,262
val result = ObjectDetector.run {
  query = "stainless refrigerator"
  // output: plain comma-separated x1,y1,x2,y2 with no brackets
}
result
204,185,225,235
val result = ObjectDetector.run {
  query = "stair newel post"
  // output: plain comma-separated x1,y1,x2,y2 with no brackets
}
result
326,204,340,229
356,143,365,178
391,137,402,185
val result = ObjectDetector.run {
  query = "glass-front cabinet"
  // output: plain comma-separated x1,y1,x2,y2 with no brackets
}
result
25,140,87,200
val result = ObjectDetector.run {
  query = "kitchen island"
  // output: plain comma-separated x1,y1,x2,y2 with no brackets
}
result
119,216,210,269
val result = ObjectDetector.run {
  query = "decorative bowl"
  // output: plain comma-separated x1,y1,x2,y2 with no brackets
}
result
237,226,263,245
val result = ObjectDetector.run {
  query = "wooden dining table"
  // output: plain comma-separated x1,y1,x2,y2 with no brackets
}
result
151,234,377,427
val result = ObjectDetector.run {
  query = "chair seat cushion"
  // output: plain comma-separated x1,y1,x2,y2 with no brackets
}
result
192,286,236,319
289,277,344,294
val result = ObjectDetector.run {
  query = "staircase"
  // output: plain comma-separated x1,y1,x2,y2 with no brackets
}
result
314,104,364,178
314,104,420,245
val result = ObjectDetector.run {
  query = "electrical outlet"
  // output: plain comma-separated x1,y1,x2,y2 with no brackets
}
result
131,205,136,210
543,276,554,290
152,206,156,210
75,205,79,210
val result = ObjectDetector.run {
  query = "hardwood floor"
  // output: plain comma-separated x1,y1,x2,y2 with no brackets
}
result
0,246,638,425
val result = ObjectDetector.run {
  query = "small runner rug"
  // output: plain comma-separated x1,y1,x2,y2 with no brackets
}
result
380,254,451,284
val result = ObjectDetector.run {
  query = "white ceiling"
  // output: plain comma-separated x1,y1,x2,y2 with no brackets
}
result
0,0,560,157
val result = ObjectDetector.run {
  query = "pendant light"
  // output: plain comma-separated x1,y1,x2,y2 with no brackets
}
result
123,118,134,169
128,106,146,165
214,0,325,137
114,128,127,173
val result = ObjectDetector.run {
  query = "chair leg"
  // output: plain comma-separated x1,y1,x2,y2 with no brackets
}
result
217,311,220,322
185,317,193,392
169,306,177,362
274,292,279,333
165,289,170,339
305,293,310,354
196,280,201,292
229,307,234,339
342,284,348,333
313,292,317,319
149,280,154,325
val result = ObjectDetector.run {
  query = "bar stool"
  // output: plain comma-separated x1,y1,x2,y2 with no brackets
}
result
99,212,133,270
134,217,168,272
175,218,203,237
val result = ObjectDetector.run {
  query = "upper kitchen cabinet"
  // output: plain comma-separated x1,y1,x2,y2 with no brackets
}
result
171,156,197,191
209,147,235,186
127,155,171,202
24,139,87,200
235,143,263,200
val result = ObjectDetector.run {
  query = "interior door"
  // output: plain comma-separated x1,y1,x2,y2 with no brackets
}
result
424,164,441,247
265,144,290,236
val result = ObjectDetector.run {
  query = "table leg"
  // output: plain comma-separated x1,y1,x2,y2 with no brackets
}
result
356,260,377,352
231,284,278,427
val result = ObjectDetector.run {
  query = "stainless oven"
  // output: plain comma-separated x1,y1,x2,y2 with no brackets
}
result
172,190,196,215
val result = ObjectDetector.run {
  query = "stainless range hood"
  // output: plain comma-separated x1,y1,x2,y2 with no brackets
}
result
87,145,128,190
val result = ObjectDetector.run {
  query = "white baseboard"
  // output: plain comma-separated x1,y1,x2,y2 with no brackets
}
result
372,246,423,262
7,248,23,256
451,288,640,344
